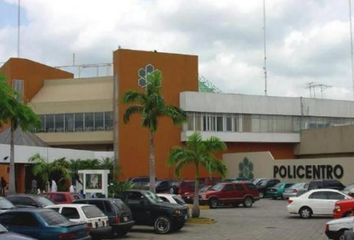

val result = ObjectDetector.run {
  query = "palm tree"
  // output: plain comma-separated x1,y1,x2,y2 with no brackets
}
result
29,154,52,192
123,70,186,192
168,132,227,218
0,75,40,194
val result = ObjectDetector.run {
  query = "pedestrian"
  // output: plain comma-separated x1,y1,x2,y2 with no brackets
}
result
51,179,57,192
0,177,7,196
31,179,37,194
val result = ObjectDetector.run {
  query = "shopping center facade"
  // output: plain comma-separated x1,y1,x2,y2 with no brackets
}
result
2,49,354,191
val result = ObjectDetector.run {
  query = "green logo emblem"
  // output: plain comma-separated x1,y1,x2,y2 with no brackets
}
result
137,64,158,88
239,157,254,179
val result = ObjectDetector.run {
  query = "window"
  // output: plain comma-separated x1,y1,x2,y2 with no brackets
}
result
65,113,74,132
74,113,84,131
223,184,234,191
85,113,94,131
40,210,69,225
46,115,55,132
105,112,113,130
327,192,345,200
52,193,65,203
195,114,201,131
14,213,38,227
82,206,105,218
216,116,223,132
226,116,232,131
234,184,244,191
95,112,104,130
7,196,36,206
12,79,24,101
61,207,80,219
159,196,168,202
88,201,106,213
126,192,144,204
0,213,17,225
309,191,327,199
54,114,64,132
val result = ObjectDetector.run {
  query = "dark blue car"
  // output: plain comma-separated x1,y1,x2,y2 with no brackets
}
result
0,223,35,240
0,208,91,240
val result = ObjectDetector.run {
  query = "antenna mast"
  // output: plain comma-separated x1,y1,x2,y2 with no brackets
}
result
349,0,354,97
17,0,21,57
263,0,268,96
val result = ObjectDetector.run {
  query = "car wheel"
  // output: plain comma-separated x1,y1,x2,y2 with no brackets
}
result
209,198,218,209
243,197,253,208
299,207,312,219
335,230,347,240
154,216,171,234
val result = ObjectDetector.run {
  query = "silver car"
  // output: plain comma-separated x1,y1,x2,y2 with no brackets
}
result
282,182,308,199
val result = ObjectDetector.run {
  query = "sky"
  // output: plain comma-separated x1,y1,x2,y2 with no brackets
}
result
1,0,354,100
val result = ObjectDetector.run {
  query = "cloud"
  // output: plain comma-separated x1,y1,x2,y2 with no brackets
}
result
1,0,354,100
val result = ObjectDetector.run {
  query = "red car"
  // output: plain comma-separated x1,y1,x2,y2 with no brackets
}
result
45,192,82,204
333,199,354,218
200,182,260,208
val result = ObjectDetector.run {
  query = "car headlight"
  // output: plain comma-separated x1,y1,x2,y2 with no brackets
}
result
173,209,182,216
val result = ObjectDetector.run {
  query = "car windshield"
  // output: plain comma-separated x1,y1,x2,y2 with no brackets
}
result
273,183,283,188
0,224,7,233
113,199,130,211
172,195,186,205
0,197,15,209
211,183,224,191
40,210,70,226
290,183,305,189
144,191,164,203
82,206,105,218
344,184,354,191
36,196,55,207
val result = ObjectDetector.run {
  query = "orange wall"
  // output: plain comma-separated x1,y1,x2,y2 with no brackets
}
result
0,58,73,103
114,49,198,180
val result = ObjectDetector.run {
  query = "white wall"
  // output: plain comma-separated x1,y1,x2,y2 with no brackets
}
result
0,144,113,164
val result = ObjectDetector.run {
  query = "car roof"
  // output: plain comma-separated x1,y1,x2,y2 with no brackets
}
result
2,208,51,213
307,188,343,193
156,193,176,197
46,203,91,208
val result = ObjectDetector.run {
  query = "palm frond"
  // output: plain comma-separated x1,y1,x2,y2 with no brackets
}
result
123,106,144,123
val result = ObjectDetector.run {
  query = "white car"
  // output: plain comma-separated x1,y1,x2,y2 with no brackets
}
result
325,216,354,240
157,193,190,218
46,204,111,239
287,189,351,218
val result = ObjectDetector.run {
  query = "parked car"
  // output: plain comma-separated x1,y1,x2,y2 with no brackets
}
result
6,194,54,208
253,178,267,186
0,223,36,240
73,198,134,237
266,182,294,199
308,179,345,191
44,192,82,204
157,193,187,206
119,189,188,234
325,216,354,240
200,181,260,208
287,189,351,218
0,197,15,213
0,208,91,240
129,176,151,188
282,182,308,199
46,203,111,239
343,184,354,196
155,180,181,194
256,178,280,198
333,199,354,218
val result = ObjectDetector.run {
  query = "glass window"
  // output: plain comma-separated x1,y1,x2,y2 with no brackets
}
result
51,193,65,203
309,191,327,199
40,210,70,225
223,184,234,191
54,114,64,132
12,79,24,101
203,115,208,131
105,112,113,130
46,115,55,132
63,113,74,132
327,192,345,200
88,201,106,213
39,115,46,132
75,113,84,131
195,114,201,131
216,116,223,132
95,112,104,130
159,196,169,202
242,115,252,132
82,206,105,218
187,113,194,130
226,116,232,131
85,113,94,131
85,174,102,189
15,213,38,226
61,207,80,219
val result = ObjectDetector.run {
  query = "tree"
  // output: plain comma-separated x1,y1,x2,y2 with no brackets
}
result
168,132,227,218
123,70,186,192
0,75,40,194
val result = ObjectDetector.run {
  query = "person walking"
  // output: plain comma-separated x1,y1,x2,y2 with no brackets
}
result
1,177,7,196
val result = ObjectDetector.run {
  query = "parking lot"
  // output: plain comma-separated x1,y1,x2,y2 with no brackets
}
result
122,199,330,240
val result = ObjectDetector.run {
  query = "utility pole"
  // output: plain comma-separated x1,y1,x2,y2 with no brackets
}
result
263,0,268,96
17,0,21,57
349,0,354,97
